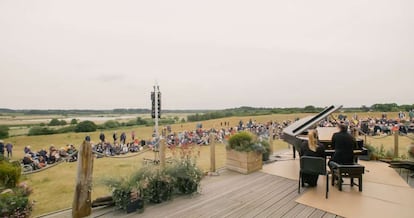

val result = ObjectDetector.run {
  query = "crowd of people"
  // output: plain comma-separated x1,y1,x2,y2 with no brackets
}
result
316,112,414,136
11,111,414,173
21,144,78,171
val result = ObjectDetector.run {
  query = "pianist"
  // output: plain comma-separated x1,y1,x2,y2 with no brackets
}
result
328,124,355,171
299,129,325,187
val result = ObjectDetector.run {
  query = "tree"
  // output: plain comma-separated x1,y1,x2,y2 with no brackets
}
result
304,105,317,113
70,118,78,125
49,118,61,126
361,105,370,112
136,117,147,125
28,126,56,136
0,126,9,139
75,121,97,132
103,120,120,129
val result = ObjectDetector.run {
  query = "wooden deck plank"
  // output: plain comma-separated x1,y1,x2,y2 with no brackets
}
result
171,174,281,218
322,213,337,218
142,173,273,218
252,185,299,217
222,178,293,218
91,171,341,218
262,186,304,218
309,209,328,218
212,177,283,217
294,205,317,217
242,181,298,218
137,172,270,218
281,203,307,217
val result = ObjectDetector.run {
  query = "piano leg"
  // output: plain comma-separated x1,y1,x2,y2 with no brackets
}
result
293,146,296,159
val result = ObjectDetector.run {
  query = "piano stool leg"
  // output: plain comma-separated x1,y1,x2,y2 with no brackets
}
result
359,176,363,192
351,177,354,187
338,174,343,191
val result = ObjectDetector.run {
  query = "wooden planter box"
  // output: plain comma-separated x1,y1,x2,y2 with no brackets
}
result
226,149,262,174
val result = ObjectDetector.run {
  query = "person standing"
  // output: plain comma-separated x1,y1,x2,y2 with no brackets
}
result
6,142,13,158
99,132,105,143
0,140,4,157
120,132,126,144
113,132,118,144
409,109,414,122
131,131,135,141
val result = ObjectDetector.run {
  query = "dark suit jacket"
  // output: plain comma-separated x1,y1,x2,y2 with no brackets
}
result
331,131,355,164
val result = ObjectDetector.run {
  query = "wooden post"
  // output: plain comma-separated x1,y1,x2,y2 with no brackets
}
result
159,139,166,169
394,130,399,158
210,133,216,172
73,140,94,218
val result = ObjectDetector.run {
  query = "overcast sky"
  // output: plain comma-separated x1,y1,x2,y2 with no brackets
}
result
0,0,413,110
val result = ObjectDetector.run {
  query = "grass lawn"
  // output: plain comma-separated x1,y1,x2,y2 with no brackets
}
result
3,112,412,216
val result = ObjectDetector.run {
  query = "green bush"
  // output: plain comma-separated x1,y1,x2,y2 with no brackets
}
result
103,120,121,129
136,117,147,125
260,140,271,161
103,177,134,210
28,126,56,136
166,158,203,195
74,121,97,132
104,158,203,211
70,119,78,125
0,158,21,188
56,125,76,134
227,132,255,152
48,118,61,126
125,120,137,126
141,170,174,203
0,184,33,217
0,126,9,139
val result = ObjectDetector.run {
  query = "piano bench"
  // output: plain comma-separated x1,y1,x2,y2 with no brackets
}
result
331,163,365,192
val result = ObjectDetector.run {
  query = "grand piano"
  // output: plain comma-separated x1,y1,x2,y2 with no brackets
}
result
281,105,367,159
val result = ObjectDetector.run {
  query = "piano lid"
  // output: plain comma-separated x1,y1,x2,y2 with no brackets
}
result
282,105,343,138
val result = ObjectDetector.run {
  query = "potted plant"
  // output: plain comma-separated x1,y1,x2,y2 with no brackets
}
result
359,143,375,161
166,158,203,195
0,157,33,218
226,132,266,174
103,177,144,213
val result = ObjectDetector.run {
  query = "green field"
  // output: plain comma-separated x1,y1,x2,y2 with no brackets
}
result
3,112,413,216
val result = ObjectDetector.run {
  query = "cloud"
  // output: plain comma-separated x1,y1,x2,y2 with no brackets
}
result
96,74,126,83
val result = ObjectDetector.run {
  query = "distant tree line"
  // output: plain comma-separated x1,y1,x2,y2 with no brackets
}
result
187,106,325,122
26,116,180,136
2,103,413,137
187,104,414,122
0,108,210,115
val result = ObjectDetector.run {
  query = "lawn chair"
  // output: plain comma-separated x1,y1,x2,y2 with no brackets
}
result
298,156,329,199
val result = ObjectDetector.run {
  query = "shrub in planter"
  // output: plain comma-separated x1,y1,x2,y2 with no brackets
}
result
139,169,174,204
166,158,203,195
259,140,271,161
0,157,21,188
103,177,136,211
360,143,376,161
0,183,33,218
227,132,256,152
226,132,265,174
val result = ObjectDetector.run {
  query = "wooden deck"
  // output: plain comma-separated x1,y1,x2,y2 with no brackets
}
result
86,170,340,218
